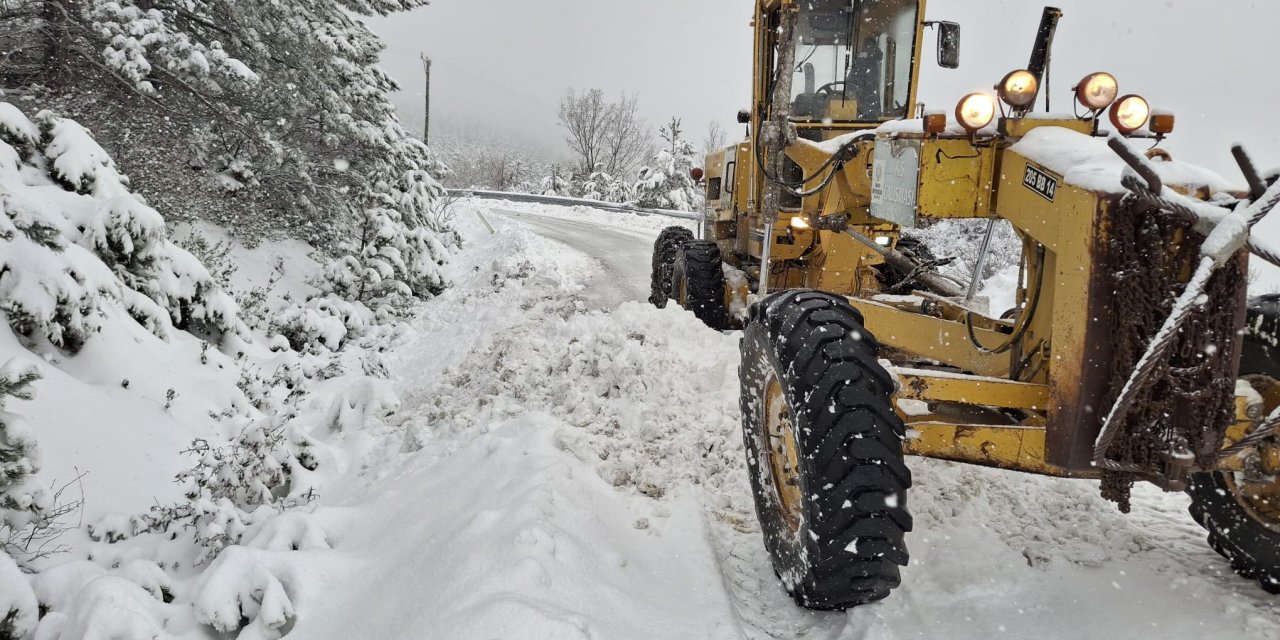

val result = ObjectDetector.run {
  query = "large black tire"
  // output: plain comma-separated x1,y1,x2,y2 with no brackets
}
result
1186,293,1280,594
649,226,694,308
1241,293,1279,376
670,240,728,330
740,290,912,609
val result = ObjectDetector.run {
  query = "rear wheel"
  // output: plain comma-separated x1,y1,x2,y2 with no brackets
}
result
740,290,912,609
649,226,694,308
670,241,727,330
1187,294,1280,594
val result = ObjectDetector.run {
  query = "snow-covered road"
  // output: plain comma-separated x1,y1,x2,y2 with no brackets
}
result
491,207,656,310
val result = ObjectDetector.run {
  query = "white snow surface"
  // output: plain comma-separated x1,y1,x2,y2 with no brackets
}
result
1011,127,1233,195
17,205,1280,638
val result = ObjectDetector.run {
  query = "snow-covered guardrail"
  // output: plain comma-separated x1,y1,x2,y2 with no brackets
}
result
449,189,703,221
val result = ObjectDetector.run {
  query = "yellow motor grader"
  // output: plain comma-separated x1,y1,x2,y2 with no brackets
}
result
650,0,1280,610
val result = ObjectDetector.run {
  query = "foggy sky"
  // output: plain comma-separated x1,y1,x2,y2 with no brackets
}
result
368,0,1280,178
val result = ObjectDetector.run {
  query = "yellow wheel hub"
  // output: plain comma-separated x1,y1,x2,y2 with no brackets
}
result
1230,375,1280,533
763,373,803,532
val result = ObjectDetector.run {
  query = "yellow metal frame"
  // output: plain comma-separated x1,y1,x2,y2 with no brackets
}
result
701,1,1263,483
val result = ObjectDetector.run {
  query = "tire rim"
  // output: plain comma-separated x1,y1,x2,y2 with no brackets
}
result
763,372,803,532
676,270,689,308
1229,375,1280,533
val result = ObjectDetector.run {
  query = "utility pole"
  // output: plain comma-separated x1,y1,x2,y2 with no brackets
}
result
421,53,432,145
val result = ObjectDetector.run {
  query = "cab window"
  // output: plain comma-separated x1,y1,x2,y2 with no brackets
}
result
786,0,918,123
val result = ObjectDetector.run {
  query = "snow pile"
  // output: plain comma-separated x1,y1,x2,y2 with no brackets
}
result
419,301,745,501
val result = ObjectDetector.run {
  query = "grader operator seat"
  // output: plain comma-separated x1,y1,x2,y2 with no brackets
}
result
845,36,885,118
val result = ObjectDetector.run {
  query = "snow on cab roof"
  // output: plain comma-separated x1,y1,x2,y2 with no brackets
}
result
1010,126,1233,195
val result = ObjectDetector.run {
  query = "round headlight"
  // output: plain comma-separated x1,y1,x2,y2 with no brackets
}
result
1074,72,1119,111
1109,94,1151,134
955,93,996,133
997,69,1039,109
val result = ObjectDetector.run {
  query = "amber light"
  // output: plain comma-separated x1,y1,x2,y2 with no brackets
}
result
924,112,947,135
1150,112,1176,136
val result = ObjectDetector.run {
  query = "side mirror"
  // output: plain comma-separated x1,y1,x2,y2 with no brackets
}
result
737,109,751,124
937,21,960,69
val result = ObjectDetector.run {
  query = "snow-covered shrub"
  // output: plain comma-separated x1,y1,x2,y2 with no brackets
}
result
0,550,37,640
540,170,573,197
194,546,296,637
34,575,166,640
579,167,635,204
633,141,702,212
237,358,308,414
176,231,238,291
909,219,1023,285
143,417,318,563
272,295,375,354
0,359,48,531
321,377,400,433
319,207,447,318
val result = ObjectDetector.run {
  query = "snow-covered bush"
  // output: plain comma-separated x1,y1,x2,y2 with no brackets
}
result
0,359,47,531
579,167,635,204
909,219,1023,285
193,546,296,637
272,295,375,354
142,416,318,564
540,170,574,197
633,141,702,211
0,551,38,640
319,204,448,318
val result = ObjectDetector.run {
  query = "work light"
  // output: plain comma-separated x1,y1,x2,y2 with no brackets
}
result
1074,72,1119,111
1109,95,1151,135
955,93,996,133
997,70,1039,109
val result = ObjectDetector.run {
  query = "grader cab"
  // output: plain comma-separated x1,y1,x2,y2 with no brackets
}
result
651,0,1280,609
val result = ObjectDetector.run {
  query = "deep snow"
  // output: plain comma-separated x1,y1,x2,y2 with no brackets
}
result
14,199,1280,639
288,203,1280,639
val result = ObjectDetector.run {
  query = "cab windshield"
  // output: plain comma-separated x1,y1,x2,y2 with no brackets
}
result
788,0,918,122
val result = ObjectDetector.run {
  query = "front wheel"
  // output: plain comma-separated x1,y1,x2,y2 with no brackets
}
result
649,226,694,308
670,240,727,330
1186,294,1280,594
740,290,912,609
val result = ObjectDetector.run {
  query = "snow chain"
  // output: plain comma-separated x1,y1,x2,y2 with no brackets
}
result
1096,195,1245,511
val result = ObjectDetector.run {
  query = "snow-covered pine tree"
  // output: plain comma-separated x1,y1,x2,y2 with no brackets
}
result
0,103,246,349
541,165,573,197
0,359,48,531
633,121,703,212
0,0,451,264
580,165,634,204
